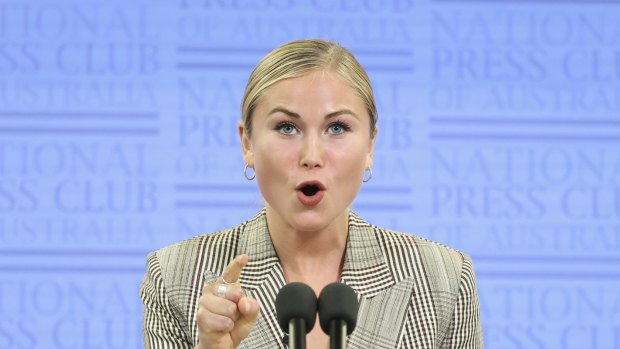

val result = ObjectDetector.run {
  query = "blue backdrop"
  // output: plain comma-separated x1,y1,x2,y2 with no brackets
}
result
1,0,619,348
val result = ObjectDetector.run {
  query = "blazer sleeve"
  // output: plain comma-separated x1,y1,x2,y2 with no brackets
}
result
141,251,193,349
440,254,484,349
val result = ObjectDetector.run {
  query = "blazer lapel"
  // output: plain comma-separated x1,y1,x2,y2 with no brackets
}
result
341,211,395,297
236,209,287,348
342,212,414,348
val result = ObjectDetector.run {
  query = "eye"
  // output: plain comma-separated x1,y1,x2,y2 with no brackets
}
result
276,122,298,135
327,121,350,135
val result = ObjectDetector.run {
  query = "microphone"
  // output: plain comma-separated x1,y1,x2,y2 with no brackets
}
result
318,283,359,349
275,282,318,349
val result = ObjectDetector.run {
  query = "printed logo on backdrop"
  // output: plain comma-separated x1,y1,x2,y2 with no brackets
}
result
426,4,620,249
425,2,620,349
0,2,161,248
0,276,143,348
173,0,419,234
0,1,160,348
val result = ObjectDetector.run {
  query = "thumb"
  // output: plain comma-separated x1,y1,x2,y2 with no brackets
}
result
231,296,260,346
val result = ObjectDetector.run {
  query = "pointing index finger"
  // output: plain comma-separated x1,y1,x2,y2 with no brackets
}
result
221,254,248,284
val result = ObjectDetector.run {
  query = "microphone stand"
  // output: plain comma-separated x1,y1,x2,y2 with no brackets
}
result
329,320,347,349
289,318,307,349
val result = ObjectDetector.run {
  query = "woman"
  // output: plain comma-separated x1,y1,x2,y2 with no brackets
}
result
141,39,483,349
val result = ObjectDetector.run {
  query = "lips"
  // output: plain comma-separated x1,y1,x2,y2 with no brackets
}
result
295,181,325,206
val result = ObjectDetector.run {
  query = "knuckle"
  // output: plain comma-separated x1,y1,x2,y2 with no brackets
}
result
205,291,219,302
196,308,209,324
197,296,211,310
206,315,233,331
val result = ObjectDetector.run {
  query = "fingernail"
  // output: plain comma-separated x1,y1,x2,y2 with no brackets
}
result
236,255,245,263
244,300,251,313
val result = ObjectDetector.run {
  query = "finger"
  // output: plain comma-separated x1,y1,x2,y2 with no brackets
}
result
239,296,259,318
196,306,235,333
231,296,260,346
202,293,241,322
204,282,244,303
221,254,248,284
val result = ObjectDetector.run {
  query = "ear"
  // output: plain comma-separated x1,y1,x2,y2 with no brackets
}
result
365,126,378,169
238,121,254,167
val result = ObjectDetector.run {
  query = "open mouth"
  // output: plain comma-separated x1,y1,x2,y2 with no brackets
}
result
295,181,325,206
300,184,320,196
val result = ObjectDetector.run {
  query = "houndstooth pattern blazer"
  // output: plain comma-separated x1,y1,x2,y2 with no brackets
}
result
141,209,483,348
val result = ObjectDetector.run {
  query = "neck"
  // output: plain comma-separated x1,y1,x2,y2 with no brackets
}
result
266,206,349,279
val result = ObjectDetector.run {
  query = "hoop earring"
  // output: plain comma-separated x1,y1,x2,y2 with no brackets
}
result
244,164,255,180
363,167,372,183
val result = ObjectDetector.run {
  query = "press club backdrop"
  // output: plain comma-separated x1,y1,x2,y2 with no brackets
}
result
1,0,619,348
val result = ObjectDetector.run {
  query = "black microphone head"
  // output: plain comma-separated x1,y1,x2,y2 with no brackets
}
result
275,282,318,333
318,282,359,335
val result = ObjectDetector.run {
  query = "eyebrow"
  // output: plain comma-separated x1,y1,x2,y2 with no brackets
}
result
267,107,359,120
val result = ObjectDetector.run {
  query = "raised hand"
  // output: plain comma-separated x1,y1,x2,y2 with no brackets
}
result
195,255,260,349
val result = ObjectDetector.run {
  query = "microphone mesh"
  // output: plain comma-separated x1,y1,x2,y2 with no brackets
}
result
275,282,318,333
318,282,359,335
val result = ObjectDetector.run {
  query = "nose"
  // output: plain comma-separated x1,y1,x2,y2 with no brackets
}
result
299,133,324,169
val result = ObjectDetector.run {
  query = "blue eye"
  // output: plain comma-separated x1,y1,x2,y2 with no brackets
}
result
277,122,297,135
328,122,350,135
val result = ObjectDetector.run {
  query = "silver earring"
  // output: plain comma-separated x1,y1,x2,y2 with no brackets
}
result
244,164,255,180
363,167,372,183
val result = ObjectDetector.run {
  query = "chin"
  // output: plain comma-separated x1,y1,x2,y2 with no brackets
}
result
289,207,346,233
289,214,327,233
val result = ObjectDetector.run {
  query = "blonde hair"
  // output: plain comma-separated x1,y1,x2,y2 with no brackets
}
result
241,39,377,137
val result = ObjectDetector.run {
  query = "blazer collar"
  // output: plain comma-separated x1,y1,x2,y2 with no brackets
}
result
237,208,284,291
341,212,396,298
236,208,395,298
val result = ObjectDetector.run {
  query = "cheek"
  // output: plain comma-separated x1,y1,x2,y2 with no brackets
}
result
331,142,369,170
254,139,297,175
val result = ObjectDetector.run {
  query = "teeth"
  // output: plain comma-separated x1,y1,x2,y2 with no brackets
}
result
301,185,319,196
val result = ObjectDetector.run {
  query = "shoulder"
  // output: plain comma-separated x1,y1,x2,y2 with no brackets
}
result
363,219,471,286
155,226,239,262
143,229,232,291
380,226,467,261
147,212,261,286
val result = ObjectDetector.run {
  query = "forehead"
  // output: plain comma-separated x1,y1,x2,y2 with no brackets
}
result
258,70,365,111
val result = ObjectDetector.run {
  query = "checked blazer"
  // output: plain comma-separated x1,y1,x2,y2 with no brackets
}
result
141,209,483,348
